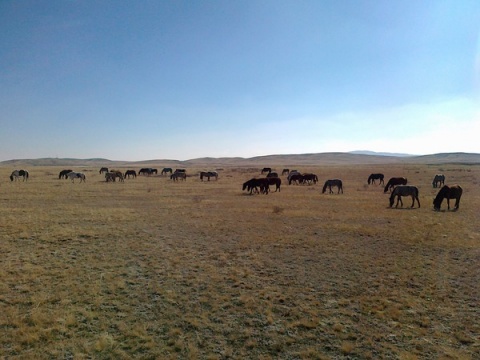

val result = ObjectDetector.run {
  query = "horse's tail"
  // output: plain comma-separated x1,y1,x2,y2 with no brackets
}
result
368,175,371,184
10,175,13,181
25,171,29,179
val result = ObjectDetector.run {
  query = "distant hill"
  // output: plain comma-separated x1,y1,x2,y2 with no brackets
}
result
1,152,479,167
349,150,416,157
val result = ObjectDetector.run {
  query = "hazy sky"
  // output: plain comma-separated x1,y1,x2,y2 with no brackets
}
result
1,1,479,161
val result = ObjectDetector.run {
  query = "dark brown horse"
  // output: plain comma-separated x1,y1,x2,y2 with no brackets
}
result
384,177,408,193
433,185,462,211
261,167,272,174
124,170,137,178
389,185,420,208
281,169,289,175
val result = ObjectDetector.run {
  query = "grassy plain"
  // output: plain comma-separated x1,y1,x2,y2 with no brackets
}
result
0,163,479,359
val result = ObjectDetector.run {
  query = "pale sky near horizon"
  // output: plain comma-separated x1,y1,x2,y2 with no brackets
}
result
1,1,479,161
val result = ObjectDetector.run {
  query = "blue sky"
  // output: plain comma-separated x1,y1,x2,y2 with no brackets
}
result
1,0,479,161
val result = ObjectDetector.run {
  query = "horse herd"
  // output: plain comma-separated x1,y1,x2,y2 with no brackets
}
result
244,169,462,212
7,168,462,211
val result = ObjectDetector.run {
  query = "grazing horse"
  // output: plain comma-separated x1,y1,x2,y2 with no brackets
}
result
99,167,109,174
66,172,86,183
389,185,420,208
368,173,385,185
433,185,462,211
59,169,73,179
303,173,318,185
161,167,173,175
10,170,29,182
200,171,218,181
322,179,343,194
105,172,117,182
139,168,156,176
171,172,186,181
124,170,137,179
266,177,281,192
384,177,408,193
432,174,445,188
242,178,270,194
261,167,272,174
288,174,304,185
175,169,186,174
281,169,289,175
266,172,279,178
105,171,123,182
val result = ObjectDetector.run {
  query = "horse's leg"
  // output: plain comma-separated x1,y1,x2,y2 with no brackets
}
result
447,198,450,210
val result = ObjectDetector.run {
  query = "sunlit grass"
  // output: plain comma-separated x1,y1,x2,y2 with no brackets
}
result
0,164,479,358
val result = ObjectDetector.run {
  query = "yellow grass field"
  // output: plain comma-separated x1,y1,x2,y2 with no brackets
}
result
1,163,479,359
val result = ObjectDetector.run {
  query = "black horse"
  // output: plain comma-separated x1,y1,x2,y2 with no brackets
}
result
368,173,384,185
99,167,108,174
322,179,343,194
384,177,408,193
432,174,445,188
433,185,462,211
59,169,73,179
266,177,281,192
161,167,173,175
139,168,156,176
261,167,272,174
242,178,270,194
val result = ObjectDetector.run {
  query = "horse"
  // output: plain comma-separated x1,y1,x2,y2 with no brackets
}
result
161,167,173,175
171,172,186,181
368,173,384,185
433,185,462,211
10,170,29,182
139,168,155,176
175,169,186,174
266,177,281,192
288,174,304,185
389,185,420,208
261,167,272,174
105,172,117,182
104,171,123,182
242,178,270,194
303,173,318,185
266,172,279,178
322,179,343,194
200,171,218,181
281,169,289,175
124,170,137,179
59,169,73,179
384,177,408,193
99,167,108,174
432,174,445,188
66,172,86,183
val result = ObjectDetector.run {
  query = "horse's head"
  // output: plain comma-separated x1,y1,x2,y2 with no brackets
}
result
389,195,395,207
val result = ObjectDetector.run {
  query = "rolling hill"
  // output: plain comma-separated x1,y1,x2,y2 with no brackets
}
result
0,152,479,167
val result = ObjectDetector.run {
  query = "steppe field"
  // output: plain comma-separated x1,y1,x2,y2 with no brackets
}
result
0,162,479,359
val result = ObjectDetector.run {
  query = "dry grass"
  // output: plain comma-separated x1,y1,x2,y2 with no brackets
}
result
0,164,479,359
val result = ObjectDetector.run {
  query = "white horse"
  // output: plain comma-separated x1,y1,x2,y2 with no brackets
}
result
10,169,29,181
67,172,86,183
